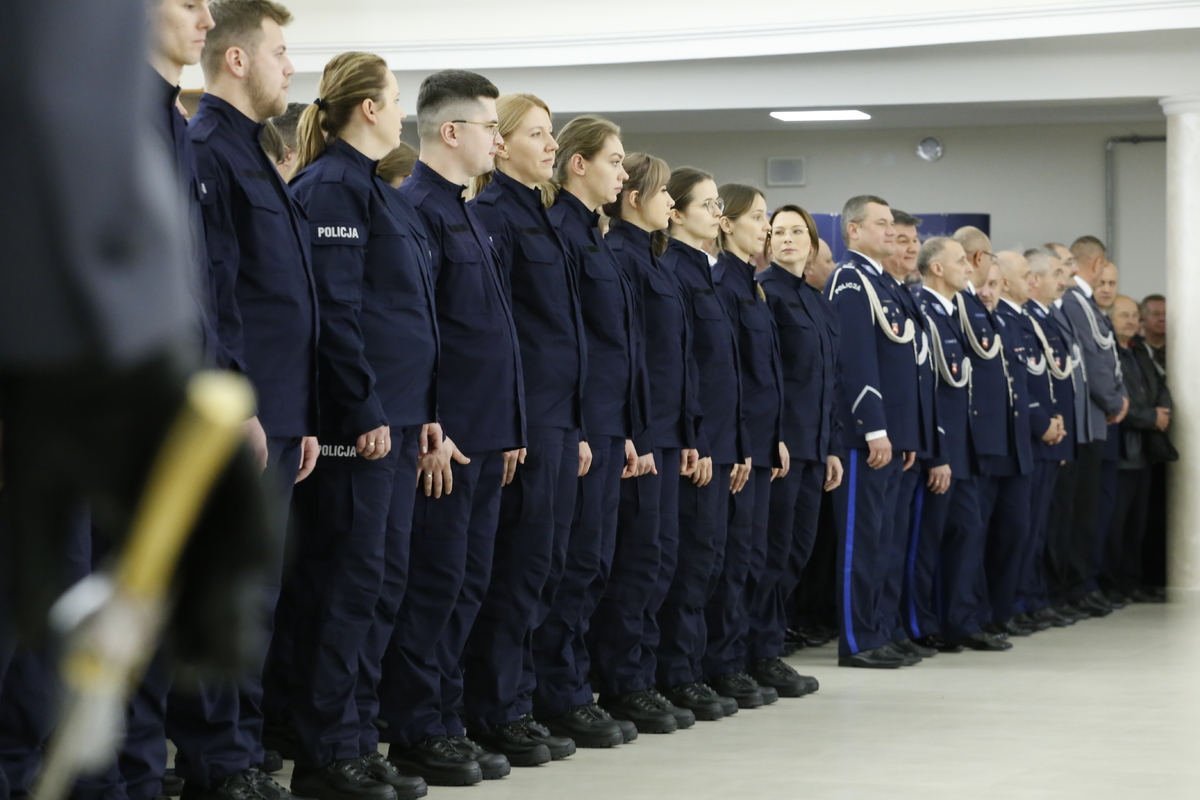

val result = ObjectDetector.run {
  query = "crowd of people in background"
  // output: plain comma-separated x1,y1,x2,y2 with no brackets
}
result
0,3,1175,800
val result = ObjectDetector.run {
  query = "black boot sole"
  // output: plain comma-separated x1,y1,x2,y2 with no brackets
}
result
388,762,482,788
545,727,623,748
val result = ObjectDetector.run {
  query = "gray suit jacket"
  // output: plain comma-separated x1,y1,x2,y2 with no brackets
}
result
0,0,194,369
1060,284,1127,442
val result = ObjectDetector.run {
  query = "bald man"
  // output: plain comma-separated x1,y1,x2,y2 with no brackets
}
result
1094,262,1119,313
1052,235,1128,617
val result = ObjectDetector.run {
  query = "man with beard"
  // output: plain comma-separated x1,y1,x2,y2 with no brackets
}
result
171,4,320,800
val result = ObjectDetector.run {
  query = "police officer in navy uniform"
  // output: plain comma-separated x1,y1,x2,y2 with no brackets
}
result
658,169,749,719
1020,247,1077,628
534,116,644,747
988,251,1044,636
285,53,441,800
757,205,843,689
824,196,920,669
712,184,796,696
173,4,320,800
590,153,701,734
906,238,982,651
877,210,938,664
377,70,524,786
464,94,587,761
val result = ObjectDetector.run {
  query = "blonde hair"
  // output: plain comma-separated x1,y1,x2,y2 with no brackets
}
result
542,115,621,208
466,93,552,199
294,52,390,173
376,141,419,184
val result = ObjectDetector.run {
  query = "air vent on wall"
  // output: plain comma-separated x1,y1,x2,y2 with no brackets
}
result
766,157,806,187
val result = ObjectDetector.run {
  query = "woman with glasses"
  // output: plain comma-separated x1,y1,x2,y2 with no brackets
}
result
461,93,586,765
531,115,647,749
755,204,844,697
588,153,701,736
652,167,752,718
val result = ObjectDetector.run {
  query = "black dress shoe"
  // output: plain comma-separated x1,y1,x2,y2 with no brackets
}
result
1131,587,1166,603
290,760,397,800
446,736,508,780
645,688,696,728
662,682,725,720
893,638,937,658
388,736,483,786
471,721,552,767
1014,612,1052,631
982,623,1009,640
708,672,764,709
838,647,904,668
958,631,1013,651
749,658,809,697
599,691,677,733
358,753,427,800
180,771,264,800
737,672,778,704
1031,608,1071,627
1103,590,1130,608
260,751,283,776
583,703,637,742
1057,603,1090,621
799,627,833,647
163,769,184,797
1078,595,1112,617
540,705,623,748
915,634,964,653
999,619,1034,637
880,643,921,666
690,683,738,717
517,714,576,759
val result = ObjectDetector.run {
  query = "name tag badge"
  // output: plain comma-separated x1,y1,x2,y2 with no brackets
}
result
317,225,361,240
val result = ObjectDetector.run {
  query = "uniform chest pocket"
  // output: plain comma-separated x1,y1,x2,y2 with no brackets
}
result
646,269,678,298
781,303,815,330
693,292,726,320
438,234,490,317
518,231,562,264
581,249,616,281
739,303,771,331
240,177,285,214
444,234,484,264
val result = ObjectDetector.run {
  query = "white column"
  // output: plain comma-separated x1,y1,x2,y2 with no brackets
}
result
1162,95,1200,602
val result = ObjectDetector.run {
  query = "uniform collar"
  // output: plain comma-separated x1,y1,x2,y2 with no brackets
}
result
765,263,805,289
326,137,378,174
848,249,884,275
197,92,264,141
717,250,756,283
965,281,979,296
152,67,182,110
999,296,1024,315
1074,275,1094,297
922,285,956,315
610,217,653,248
1029,299,1050,314
410,159,468,200
555,189,600,229
667,237,709,267
492,169,545,212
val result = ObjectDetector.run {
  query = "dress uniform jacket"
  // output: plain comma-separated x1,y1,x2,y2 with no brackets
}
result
547,191,649,447
606,220,701,450
471,171,586,434
190,93,319,438
955,287,1011,460
915,288,974,477
1026,300,1077,461
662,240,748,465
992,299,1035,474
1060,279,1127,442
824,251,921,451
398,160,524,452
289,138,438,434
713,252,784,468
758,265,841,465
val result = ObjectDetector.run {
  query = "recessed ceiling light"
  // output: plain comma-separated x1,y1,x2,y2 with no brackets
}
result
770,110,871,122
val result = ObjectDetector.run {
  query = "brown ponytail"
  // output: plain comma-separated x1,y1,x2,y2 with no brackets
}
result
294,51,390,173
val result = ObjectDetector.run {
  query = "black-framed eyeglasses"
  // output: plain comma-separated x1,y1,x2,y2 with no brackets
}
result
701,198,725,215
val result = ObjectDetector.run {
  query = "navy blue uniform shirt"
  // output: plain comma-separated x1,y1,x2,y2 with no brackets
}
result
663,239,747,465
605,219,700,450
470,171,585,434
955,288,1011,459
398,160,524,453
190,93,319,437
153,70,219,365
290,138,439,436
1026,299,1077,461
713,251,784,468
825,251,921,452
758,264,842,464
916,287,976,477
547,190,649,445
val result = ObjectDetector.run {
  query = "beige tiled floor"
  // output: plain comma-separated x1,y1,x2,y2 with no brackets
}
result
269,604,1200,800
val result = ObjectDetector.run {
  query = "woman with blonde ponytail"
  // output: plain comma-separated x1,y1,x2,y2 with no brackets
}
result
458,93,588,764
530,115,645,748
284,52,445,800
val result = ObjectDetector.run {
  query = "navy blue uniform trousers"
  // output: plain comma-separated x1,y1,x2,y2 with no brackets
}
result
832,452,903,657
1017,459,1060,614
656,465,727,688
532,436,625,718
881,467,922,645
748,460,824,660
168,436,300,787
287,427,420,766
378,450,504,750
588,448,679,697
462,427,579,732
935,477,986,641
706,466,770,677
978,466,1033,626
